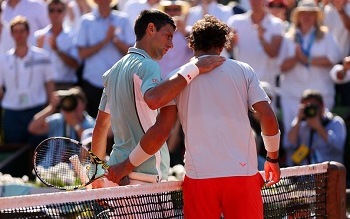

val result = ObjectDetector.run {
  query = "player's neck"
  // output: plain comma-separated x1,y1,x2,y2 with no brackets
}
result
194,48,221,57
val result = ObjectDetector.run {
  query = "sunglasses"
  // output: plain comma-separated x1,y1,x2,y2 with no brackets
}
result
48,8,64,13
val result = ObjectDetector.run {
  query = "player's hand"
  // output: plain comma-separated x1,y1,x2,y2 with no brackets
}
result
105,158,134,185
264,161,280,187
193,55,225,74
91,178,106,189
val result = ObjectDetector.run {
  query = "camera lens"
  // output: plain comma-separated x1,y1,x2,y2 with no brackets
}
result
303,103,318,118
60,95,78,112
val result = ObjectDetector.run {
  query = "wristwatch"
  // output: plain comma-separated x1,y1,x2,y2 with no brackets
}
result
266,156,279,163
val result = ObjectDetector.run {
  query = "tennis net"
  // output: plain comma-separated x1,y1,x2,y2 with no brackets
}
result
0,161,345,218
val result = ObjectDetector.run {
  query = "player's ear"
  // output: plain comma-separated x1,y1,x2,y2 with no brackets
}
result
147,23,156,35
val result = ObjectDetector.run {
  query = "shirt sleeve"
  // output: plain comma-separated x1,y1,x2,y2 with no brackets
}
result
98,88,110,114
240,62,270,108
137,59,162,96
324,116,347,153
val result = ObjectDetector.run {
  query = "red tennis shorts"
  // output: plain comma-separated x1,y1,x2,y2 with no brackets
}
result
183,173,264,219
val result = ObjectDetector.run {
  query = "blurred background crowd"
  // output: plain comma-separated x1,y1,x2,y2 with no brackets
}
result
0,0,349,187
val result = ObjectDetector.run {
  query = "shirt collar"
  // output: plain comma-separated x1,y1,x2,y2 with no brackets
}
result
128,47,152,59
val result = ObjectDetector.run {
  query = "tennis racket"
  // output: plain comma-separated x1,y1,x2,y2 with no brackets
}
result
33,137,108,190
33,137,160,190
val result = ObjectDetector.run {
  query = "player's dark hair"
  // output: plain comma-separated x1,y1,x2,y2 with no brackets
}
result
134,9,176,41
187,15,232,52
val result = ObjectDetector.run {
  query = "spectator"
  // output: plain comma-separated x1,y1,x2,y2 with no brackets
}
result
34,0,80,91
287,89,346,165
324,0,350,59
1,0,50,44
74,0,134,118
122,0,160,26
0,16,55,144
330,55,350,84
185,0,233,30
28,86,95,141
324,0,350,108
278,0,342,166
65,0,92,31
267,0,290,30
227,0,284,103
185,0,234,59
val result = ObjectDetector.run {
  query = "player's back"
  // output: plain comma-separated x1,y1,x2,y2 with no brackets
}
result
176,59,269,179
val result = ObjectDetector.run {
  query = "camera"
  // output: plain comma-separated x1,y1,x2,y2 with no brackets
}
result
303,103,318,118
57,90,78,112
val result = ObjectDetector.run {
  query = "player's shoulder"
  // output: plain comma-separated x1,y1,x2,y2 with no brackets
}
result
225,58,252,70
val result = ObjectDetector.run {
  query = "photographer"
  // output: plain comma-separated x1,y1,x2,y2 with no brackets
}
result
28,86,95,141
287,89,346,166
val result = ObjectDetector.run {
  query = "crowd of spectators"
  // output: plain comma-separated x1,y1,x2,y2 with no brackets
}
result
0,0,349,185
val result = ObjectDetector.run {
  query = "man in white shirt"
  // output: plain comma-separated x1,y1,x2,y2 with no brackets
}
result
1,0,50,44
34,0,80,90
227,0,284,94
0,16,55,144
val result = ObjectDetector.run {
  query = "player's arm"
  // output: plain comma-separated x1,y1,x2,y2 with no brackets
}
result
252,101,281,187
144,55,225,110
106,105,177,184
90,110,111,189
91,110,111,161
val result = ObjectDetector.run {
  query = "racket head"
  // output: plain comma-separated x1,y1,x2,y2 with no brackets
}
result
33,137,101,190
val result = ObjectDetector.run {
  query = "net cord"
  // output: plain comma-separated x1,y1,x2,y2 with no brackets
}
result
0,162,329,210
0,181,182,210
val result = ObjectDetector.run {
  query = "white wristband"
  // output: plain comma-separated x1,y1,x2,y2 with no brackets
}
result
129,142,152,167
262,130,280,152
177,62,199,84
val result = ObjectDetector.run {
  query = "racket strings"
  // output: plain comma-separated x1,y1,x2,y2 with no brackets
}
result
34,138,92,189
